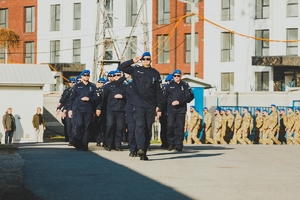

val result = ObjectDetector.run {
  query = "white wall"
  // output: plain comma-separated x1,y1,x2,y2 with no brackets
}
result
0,86,44,143
37,0,152,81
204,0,300,94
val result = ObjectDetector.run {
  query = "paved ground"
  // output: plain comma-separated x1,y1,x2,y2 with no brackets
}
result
16,143,300,200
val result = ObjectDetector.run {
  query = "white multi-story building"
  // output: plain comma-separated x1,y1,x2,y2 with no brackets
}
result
204,0,300,96
37,0,152,89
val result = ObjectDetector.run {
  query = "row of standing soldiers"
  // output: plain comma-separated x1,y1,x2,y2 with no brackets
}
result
201,104,300,145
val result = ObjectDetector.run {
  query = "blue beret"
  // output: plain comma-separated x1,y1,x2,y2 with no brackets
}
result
255,108,261,112
173,70,182,75
142,51,151,57
104,78,109,83
190,106,195,109
114,69,121,74
279,108,285,111
98,78,105,82
203,107,208,110
69,78,76,82
262,110,268,113
108,70,115,76
234,107,239,111
81,70,90,75
220,109,225,112
296,107,300,111
270,104,276,107
76,75,81,81
226,108,232,111
287,106,293,109
243,107,248,110
165,74,173,82
214,108,220,111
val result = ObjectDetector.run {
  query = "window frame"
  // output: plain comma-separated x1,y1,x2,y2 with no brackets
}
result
221,32,234,62
255,29,269,56
185,33,199,63
255,71,269,91
50,40,60,63
25,42,34,64
73,3,81,30
105,0,114,28
25,7,35,32
286,28,298,56
157,35,170,64
104,38,113,61
50,4,60,31
221,72,234,91
287,0,298,17
221,0,234,21
0,9,8,28
125,36,137,60
158,0,170,25
255,0,269,19
126,0,138,26
73,39,81,63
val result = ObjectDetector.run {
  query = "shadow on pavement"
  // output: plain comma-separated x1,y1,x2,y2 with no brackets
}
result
18,144,192,200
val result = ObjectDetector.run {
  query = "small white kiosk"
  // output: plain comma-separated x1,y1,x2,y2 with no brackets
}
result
0,64,55,143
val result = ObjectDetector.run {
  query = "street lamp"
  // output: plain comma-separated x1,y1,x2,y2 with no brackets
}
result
178,0,199,77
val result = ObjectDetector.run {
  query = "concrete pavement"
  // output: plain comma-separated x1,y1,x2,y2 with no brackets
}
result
18,143,300,200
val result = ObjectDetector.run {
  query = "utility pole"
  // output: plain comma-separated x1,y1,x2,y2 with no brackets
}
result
179,0,198,77
142,0,149,51
92,0,101,82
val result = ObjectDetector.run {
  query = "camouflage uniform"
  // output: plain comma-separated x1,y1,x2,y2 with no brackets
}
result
230,112,242,144
187,111,202,144
220,112,228,144
238,113,252,144
213,112,222,144
267,111,281,145
204,112,214,144
261,114,270,145
278,112,288,144
292,113,300,145
225,112,234,144
286,111,295,145
255,113,263,144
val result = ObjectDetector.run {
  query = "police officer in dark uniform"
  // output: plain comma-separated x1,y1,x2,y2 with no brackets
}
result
118,52,164,160
164,70,194,151
97,70,126,151
68,70,101,151
160,74,173,148
125,77,137,156
56,78,76,145
94,78,105,146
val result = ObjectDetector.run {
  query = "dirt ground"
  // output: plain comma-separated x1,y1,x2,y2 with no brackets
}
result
0,145,39,200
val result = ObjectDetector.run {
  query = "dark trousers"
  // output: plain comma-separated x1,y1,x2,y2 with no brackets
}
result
62,117,69,142
94,116,103,143
134,106,156,151
254,128,260,144
74,112,93,150
66,115,73,143
224,128,232,144
5,130,14,144
278,129,287,144
167,113,185,149
126,110,137,152
105,111,125,148
159,113,168,147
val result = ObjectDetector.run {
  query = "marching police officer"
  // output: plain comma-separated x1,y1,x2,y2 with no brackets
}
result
68,70,101,151
164,70,194,151
118,52,164,160
203,107,214,144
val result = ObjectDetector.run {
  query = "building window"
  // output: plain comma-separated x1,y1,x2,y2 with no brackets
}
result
50,4,60,31
25,7,35,32
73,39,81,63
0,9,8,28
185,0,198,23
157,35,170,64
255,0,269,19
25,42,34,64
221,72,234,91
126,0,138,26
255,30,269,56
221,32,234,62
104,39,113,60
185,33,198,63
287,28,298,56
125,36,137,60
105,0,113,28
0,46,5,63
50,40,60,63
287,0,298,17
158,0,170,24
255,72,269,91
221,0,234,21
73,3,81,30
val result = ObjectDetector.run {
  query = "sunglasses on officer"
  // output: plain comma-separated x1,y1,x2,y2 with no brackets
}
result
98,81,104,83
173,75,181,77
114,74,121,77
70,82,76,83
82,74,90,77
140,58,151,61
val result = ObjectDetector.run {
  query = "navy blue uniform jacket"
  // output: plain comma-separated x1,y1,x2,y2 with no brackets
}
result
118,59,164,110
68,81,101,113
164,80,194,114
